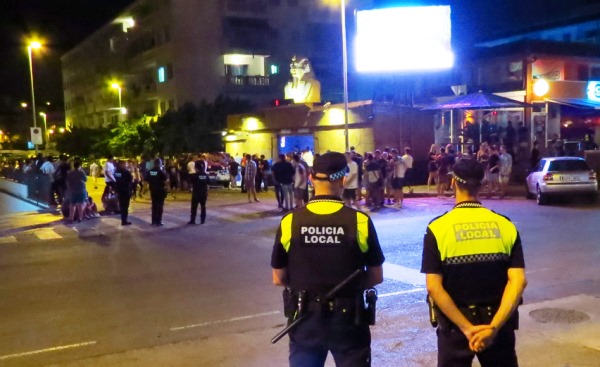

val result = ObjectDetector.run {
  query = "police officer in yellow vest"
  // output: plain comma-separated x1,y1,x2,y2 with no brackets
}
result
271,151,385,367
421,158,527,367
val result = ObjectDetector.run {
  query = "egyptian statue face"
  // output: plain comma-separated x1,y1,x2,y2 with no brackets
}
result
290,56,310,79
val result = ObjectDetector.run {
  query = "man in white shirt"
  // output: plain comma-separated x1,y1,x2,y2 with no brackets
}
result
401,147,414,194
343,151,358,207
391,149,408,207
103,155,117,198
89,161,100,189
499,145,513,199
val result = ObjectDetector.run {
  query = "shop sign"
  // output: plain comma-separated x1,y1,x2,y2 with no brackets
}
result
586,81,600,101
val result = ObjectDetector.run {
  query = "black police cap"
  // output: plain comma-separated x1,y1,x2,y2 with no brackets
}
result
452,158,485,187
313,152,348,181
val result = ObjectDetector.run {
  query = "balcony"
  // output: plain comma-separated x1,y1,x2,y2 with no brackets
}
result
225,75,270,86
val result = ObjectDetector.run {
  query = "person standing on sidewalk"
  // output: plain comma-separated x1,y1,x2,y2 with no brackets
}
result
343,151,359,207
146,158,168,226
391,149,407,207
244,153,259,202
421,158,527,367
103,155,117,198
114,160,133,226
66,159,87,223
188,160,209,225
89,160,100,189
401,147,414,194
498,145,513,199
272,154,295,211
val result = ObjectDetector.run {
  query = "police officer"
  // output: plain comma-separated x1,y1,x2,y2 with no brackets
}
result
421,158,527,367
271,151,385,367
114,160,133,226
145,158,168,226
188,160,209,225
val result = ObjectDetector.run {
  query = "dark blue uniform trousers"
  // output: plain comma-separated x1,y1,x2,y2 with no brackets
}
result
288,309,371,367
436,326,518,367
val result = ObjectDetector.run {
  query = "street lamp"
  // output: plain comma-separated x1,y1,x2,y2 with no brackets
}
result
27,40,42,154
340,0,350,151
39,112,48,147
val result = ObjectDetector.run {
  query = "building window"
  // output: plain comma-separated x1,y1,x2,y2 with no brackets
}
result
158,64,174,83
270,64,279,74
158,67,166,83
225,64,249,76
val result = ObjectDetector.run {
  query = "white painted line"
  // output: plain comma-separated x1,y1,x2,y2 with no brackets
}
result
34,229,62,240
0,341,97,361
379,288,426,298
383,263,426,286
170,310,280,332
0,236,17,244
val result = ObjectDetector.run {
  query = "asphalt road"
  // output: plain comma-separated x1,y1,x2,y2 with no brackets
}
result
0,191,599,366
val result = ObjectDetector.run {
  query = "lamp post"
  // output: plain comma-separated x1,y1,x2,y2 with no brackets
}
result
341,0,350,151
39,112,48,147
27,41,42,154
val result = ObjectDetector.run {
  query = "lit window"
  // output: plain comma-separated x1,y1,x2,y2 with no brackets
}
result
270,64,279,74
158,67,166,83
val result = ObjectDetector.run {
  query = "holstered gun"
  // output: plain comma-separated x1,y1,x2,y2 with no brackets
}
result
271,269,364,344
365,288,378,326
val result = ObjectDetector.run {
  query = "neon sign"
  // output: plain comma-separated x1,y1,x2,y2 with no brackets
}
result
586,81,600,101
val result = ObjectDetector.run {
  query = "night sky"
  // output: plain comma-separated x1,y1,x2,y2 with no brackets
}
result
0,0,595,110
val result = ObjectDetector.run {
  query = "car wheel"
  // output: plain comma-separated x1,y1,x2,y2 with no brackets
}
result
536,185,547,205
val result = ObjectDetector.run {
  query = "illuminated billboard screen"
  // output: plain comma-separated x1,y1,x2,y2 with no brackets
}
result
355,6,454,72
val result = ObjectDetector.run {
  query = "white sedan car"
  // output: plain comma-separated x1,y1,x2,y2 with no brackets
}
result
526,156,598,205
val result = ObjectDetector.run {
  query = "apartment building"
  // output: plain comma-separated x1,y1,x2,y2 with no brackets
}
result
61,0,348,129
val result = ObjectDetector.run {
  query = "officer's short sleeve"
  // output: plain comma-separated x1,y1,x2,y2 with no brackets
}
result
509,232,525,268
271,214,292,269
421,227,442,274
364,217,385,267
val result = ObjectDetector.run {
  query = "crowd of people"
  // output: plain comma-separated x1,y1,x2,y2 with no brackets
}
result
427,142,514,199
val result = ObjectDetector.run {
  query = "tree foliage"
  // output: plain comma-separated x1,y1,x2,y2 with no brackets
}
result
152,95,254,155
54,126,112,158
55,95,254,158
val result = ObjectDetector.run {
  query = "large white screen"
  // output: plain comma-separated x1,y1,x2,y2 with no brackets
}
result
355,6,454,72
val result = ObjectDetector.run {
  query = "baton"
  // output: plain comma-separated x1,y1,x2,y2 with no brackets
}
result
270,269,364,344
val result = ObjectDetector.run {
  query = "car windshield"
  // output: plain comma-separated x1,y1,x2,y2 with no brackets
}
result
548,160,590,172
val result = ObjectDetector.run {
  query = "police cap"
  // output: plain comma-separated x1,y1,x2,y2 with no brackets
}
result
313,151,347,181
452,158,484,187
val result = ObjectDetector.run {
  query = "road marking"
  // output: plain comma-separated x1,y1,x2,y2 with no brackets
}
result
383,263,426,286
0,341,97,361
0,236,17,243
379,288,426,298
170,310,280,331
33,228,62,240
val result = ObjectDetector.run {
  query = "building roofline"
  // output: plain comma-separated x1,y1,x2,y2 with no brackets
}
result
477,6,600,44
